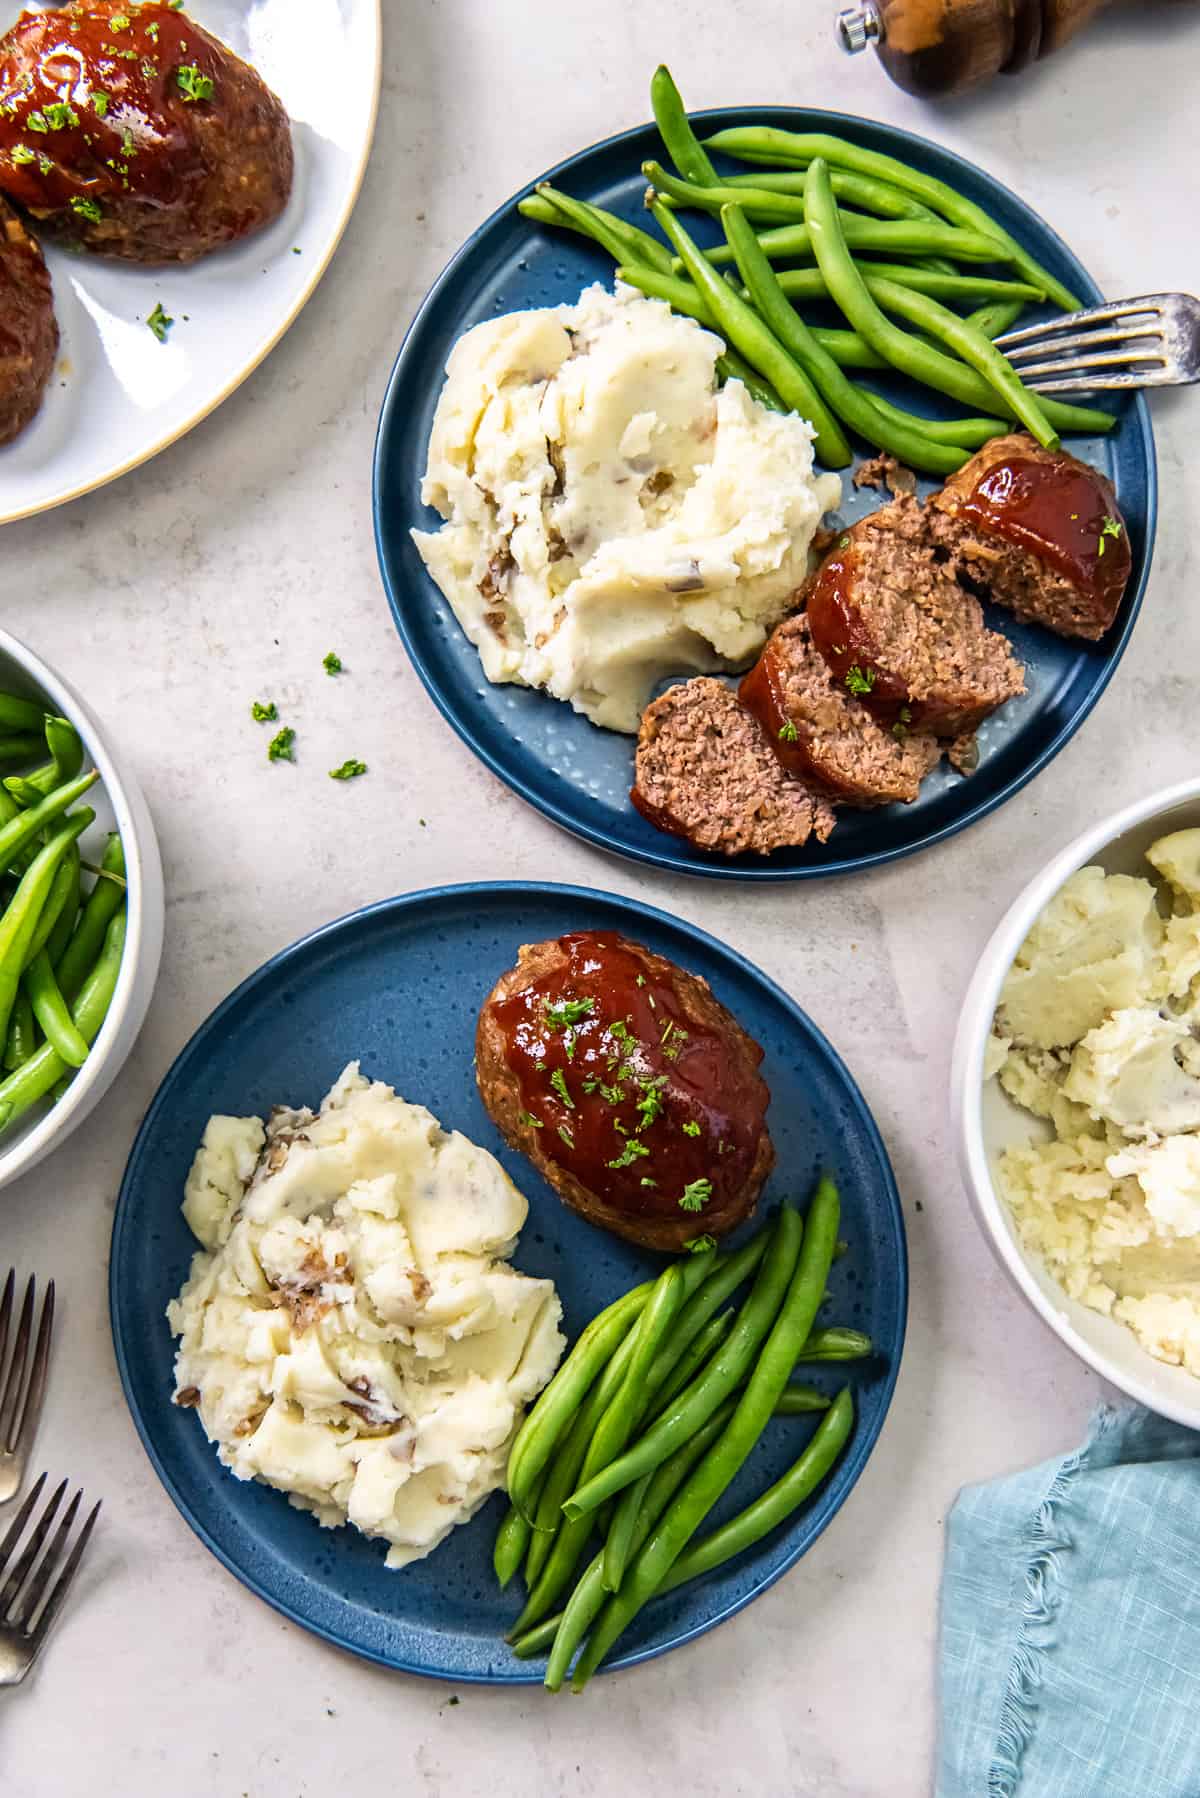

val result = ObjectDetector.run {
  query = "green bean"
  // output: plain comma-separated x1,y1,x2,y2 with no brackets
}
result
644,1235,768,1396
618,262,1110,436
649,170,1011,264
0,909,125,1132
0,770,97,879
22,846,81,973
3,993,35,1071
506,1279,653,1523
43,859,81,969
519,186,673,276
794,1326,873,1362
493,1503,531,1589
0,694,45,735
563,1207,803,1523
55,832,124,1002
810,327,886,370
650,1309,733,1418
805,159,1057,449
770,262,1044,304
702,126,1081,311
650,64,718,186
0,812,92,1051
966,298,1027,339
0,736,44,768
725,166,947,222
648,200,851,468
5,717,84,805
660,1388,854,1595
860,394,1005,451
715,350,785,412
24,949,87,1068
723,203,968,477
571,1179,841,1690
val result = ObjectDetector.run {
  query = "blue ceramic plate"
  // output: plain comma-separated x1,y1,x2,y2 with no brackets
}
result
110,883,906,1683
373,109,1156,881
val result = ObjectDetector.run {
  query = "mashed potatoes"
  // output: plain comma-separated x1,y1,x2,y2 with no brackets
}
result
412,283,842,732
167,1064,564,1567
990,830,1200,1374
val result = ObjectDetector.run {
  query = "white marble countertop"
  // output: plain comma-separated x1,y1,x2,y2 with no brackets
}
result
3,5,1198,1793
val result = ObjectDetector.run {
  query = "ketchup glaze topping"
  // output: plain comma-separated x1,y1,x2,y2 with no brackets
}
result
490,932,767,1227
955,453,1131,621
0,4,219,214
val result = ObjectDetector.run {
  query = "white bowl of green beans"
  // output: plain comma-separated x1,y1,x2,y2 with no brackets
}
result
0,629,164,1192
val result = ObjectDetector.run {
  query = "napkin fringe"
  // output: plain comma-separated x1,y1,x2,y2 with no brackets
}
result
987,1407,1124,1796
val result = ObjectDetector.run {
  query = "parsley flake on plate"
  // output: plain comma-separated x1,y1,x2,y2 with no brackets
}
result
146,301,173,341
678,1178,713,1213
329,759,367,781
323,651,342,675
251,700,277,723
267,726,295,763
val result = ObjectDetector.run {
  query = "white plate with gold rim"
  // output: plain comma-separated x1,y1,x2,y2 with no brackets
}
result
0,0,381,526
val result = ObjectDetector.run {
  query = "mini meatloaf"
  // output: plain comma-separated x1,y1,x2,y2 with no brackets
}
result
740,611,941,807
928,433,1131,641
806,496,1025,737
632,677,837,857
0,197,56,444
476,930,775,1251
0,3,293,263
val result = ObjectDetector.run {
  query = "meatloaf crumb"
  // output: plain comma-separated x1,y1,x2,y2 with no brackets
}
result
740,613,940,807
632,678,836,857
853,453,918,498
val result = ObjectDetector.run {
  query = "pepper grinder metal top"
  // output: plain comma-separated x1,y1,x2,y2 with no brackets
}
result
837,6,883,54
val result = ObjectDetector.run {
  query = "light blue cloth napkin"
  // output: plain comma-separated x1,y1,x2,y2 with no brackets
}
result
938,1404,1200,1798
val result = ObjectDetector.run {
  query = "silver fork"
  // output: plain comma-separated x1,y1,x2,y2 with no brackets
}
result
0,1272,55,1506
996,293,1200,393
0,1473,101,1687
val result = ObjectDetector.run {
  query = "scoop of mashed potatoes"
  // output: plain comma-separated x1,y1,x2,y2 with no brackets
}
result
989,829,1200,1375
411,283,842,733
167,1064,564,1568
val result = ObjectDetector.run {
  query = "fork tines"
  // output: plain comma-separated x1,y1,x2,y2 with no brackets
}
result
995,293,1189,393
0,1272,55,1501
0,1473,100,1657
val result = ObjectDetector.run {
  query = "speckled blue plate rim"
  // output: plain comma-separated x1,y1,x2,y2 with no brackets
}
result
109,880,907,1684
372,106,1157,882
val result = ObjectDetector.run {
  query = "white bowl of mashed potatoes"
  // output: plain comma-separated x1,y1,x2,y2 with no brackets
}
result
953,779,1200,1426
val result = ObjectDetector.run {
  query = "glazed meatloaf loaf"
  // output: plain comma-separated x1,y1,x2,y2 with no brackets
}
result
928,433,1131,641
740,611,941,807
806,494,1025,737
0,196,56,444
476,930,774,1251
631,677,836,857
0,3,293,263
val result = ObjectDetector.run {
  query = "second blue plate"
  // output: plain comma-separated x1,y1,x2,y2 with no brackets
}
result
373,107,1155,881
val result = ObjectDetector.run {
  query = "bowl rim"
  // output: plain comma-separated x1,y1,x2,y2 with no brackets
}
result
952,774,1200,1426
0,626,152,1185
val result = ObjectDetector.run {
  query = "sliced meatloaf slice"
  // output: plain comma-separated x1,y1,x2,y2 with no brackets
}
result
740,612,941,808
632,678,836,857
806,495,1025,737
928,433,1131,642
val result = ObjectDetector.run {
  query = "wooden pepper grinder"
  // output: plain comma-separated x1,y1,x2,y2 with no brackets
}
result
837,0,1121,96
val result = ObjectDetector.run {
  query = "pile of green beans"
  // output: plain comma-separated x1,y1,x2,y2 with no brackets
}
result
0,693,127,1133
515,63,1113,473
494,1179,869,1691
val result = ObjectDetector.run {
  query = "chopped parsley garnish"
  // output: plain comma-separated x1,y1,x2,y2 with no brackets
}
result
147,300,174,341
267,726,295,762
549,1068,574,1109
778,721,798,744
251,700,277,723
10,144,34,165
323,651,342,675
91,90,110,117
557,1123,575,1149
684,1234,717,1253
70,195,102,222
1097,516,1123,556
682,1120,701,1137
838,533,851,549
609,1018,634,1045
608,1138,649,1170
598,1081,625,1106
717,1140,732,1155
678,1178,713,1213
111,12,131,27
640,1177,658,1188
635,974,646,987
42,102,77,130
891,720,908,741
545,997,595,1031
634,1078,666,1133
26,111,48,133
176,63,214,102
844,664,876,696
582,1079,599,1094
329,759,367,781
518,1110,543,1130
146,19,160,40
660,1021,689,1060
